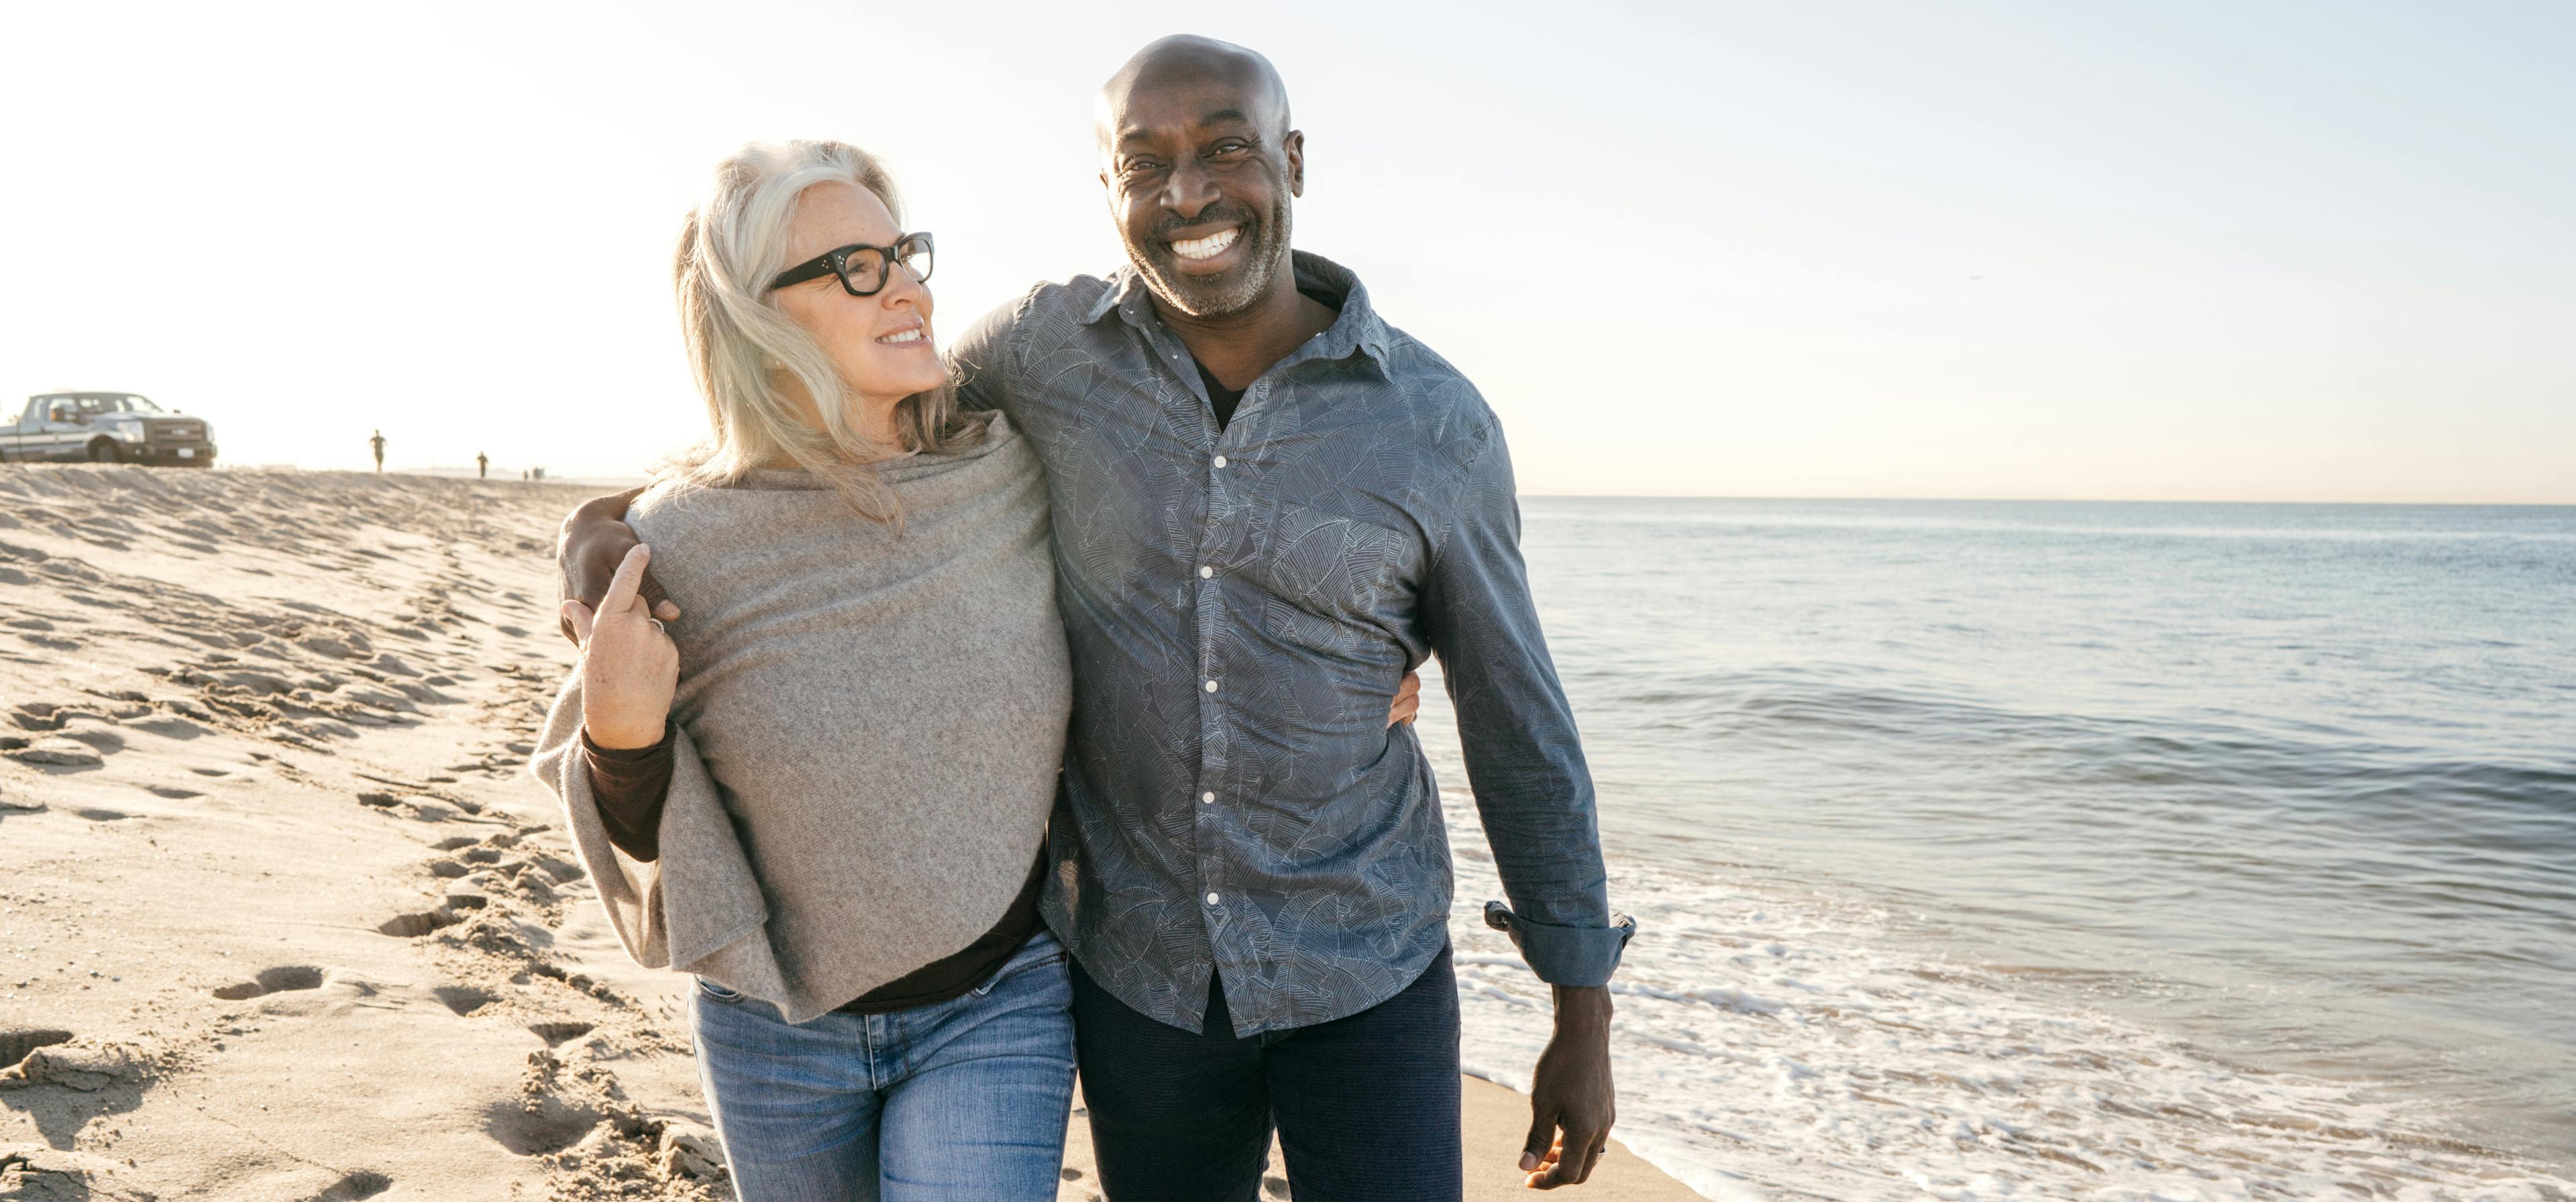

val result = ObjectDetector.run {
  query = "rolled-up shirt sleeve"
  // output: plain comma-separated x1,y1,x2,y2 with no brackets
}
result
1424,422,1635,987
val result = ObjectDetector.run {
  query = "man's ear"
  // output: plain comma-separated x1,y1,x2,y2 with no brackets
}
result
1284,129,1305,197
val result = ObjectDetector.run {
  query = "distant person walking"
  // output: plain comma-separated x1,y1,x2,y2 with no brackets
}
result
477,451,490,480
369,430,386,474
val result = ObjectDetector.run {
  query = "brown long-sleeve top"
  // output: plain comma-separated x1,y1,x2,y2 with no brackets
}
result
581,723,1046,1015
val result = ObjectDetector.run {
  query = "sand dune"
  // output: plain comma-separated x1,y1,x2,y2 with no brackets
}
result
0,464,1694,1202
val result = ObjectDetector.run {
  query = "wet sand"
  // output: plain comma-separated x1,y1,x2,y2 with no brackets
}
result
0,464,1696,1200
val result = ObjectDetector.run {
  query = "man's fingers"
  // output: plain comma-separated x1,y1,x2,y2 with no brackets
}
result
1562,1131,1604,1185
1529,1140,1589,1191
559,600,596,647
639,571,678,616
1519,1111,1558,1172
652,598,682,622
600,544,652,617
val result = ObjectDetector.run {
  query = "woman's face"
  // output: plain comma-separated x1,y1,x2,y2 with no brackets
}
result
771,181,945,412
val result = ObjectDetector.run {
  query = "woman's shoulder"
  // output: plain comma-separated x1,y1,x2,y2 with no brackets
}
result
879,413,1032,487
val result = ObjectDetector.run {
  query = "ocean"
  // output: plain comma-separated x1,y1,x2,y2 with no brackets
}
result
1416,498,2576,1201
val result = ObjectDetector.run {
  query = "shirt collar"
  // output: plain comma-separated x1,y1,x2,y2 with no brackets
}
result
1081,250,1395,374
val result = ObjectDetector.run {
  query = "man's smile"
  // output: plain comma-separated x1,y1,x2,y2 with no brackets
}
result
1167,225,1242,266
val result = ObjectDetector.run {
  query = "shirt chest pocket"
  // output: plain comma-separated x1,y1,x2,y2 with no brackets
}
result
1242,504,1422,643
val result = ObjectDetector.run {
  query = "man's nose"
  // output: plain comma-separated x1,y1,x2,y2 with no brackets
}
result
1160,157,1220,219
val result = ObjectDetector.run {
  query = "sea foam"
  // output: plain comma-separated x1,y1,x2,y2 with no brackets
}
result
1441,790,2576,1202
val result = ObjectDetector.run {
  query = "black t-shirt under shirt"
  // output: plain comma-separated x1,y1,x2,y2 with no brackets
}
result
1194,287,1340,431
1198,363,1248,430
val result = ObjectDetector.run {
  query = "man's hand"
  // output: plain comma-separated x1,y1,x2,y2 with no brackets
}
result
562,544,678,749
557,488,674,643
1388,671,1421,727
1520,984,1615,1189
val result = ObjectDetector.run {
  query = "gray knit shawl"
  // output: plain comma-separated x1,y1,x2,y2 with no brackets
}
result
531,417,1069,1023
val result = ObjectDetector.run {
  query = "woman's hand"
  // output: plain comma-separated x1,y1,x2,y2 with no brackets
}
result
561,544,678,749
1388,671,1421,727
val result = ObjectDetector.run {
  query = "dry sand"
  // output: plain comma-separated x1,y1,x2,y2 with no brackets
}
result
0,464,1697,1201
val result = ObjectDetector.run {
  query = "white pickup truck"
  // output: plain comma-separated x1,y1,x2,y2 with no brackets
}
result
0,392,217,466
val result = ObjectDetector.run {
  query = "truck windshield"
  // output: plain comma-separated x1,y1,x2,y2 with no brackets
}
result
122,396,164,413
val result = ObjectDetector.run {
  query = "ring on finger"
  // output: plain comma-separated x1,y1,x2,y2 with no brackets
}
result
647,618,666,633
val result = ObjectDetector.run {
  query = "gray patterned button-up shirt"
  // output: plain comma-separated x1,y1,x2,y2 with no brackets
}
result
955,252,1631,1036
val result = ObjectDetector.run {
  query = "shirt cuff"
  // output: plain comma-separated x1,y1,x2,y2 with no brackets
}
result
581,724,673,762
1484,901,1635,987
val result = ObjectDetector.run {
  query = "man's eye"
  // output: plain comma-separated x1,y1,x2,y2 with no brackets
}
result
1124,160,1163,174
1211,142,1248,157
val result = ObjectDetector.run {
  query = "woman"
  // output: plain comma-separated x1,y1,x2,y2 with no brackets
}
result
530,140,1075,1200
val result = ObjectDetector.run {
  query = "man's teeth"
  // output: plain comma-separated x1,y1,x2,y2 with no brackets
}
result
876,328,924,345
1170,227,1240,261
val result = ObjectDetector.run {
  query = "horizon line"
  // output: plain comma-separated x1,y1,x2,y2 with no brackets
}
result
171,465,2576,508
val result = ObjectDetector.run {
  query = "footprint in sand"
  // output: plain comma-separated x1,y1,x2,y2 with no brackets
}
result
527,1022,594,1047
482,1095,603,1157
302,1170,394,1201
434,985,499,1016
189,767,229,777
0,1028,74,1069
8,703,77,731
376,909,462,938
4,736,104,769
72,808,129,822
52,729,126,761
146,785,203,800
211,965,325,1001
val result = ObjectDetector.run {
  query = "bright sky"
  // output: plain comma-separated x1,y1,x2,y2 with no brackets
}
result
6,1,2571,502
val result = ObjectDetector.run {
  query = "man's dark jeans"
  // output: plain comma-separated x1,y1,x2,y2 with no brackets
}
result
1071,944,1463,1202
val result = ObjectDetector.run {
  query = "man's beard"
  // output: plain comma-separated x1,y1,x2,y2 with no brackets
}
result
1125,195,1293,319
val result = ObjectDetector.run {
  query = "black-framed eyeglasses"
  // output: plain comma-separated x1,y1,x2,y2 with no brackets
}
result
767,232,934,295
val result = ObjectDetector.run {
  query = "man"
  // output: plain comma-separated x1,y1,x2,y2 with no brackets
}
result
477,450,489,480
562,36,1628,1199
369,429,386,473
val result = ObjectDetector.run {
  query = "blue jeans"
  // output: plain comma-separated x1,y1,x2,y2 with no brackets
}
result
689,930,1076,1202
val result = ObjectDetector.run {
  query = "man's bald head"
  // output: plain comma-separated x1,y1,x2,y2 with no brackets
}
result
1095,35,1291,154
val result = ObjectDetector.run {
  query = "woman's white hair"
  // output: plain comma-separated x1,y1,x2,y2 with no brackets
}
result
662,139,989,525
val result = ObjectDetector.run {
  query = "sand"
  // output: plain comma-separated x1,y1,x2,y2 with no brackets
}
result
0,464,1697,1201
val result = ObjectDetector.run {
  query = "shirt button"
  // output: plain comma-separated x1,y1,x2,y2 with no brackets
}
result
1205,892,1221,906
1199,565,1214,579
1212,455,1229,469
1205,679,1219,693
1201,791,1215,804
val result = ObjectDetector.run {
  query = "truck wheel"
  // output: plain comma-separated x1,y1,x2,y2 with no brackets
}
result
87,439,123,463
